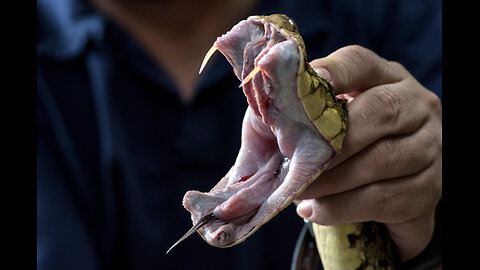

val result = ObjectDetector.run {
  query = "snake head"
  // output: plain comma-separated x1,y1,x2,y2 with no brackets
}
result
181,14,346,249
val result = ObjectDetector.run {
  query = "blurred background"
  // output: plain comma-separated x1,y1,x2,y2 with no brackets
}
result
37,0,441,269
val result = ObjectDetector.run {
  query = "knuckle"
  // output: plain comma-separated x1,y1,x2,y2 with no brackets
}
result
363,139,395,174
425,90,442,114
387,61,409,77
388,60,404,70
340,45,377,72
366,85,401,127
425,92,442,153
416,94,442,166
424,129,442,166
364,183,389,220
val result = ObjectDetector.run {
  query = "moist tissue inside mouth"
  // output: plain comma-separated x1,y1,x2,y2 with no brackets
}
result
182,18,335,247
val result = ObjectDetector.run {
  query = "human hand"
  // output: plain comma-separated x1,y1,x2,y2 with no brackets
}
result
295,45,442,262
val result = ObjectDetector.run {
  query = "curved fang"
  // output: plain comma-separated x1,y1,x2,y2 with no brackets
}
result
199,45,218,74
166,213,217,254
238,65,262,88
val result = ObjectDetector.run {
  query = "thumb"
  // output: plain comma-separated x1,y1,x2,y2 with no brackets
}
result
310,45,406,94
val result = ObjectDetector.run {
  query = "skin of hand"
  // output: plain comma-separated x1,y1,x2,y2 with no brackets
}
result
294,45,442,262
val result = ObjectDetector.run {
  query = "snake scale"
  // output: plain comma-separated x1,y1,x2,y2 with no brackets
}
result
170,14,399,270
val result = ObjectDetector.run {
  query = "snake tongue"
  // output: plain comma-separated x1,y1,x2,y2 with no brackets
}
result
182,17,335,248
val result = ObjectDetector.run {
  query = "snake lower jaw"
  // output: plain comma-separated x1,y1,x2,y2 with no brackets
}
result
183,140,292,246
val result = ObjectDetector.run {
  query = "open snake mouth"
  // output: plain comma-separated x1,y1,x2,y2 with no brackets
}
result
182,15,335,247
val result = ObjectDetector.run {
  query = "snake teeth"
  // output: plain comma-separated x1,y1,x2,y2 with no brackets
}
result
199,45,218,74
239,66,262,88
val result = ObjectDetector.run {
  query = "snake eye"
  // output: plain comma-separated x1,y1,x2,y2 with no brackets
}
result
284,18,297,32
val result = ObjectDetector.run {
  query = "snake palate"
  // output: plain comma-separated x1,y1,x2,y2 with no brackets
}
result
182,14,347,248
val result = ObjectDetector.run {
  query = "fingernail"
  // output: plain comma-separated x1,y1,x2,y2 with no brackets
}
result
296,200,312,220
312,67,332,82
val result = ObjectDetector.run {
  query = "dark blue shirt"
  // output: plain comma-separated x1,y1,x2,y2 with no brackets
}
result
37,0,441,269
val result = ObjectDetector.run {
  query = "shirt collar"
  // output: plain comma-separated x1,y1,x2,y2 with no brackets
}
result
37,0,105,61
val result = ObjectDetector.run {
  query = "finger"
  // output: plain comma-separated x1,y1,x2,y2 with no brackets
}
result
310,45,441,170
310,45,407,94
296,113,442,200
326,76,441,170
296,157,442,226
